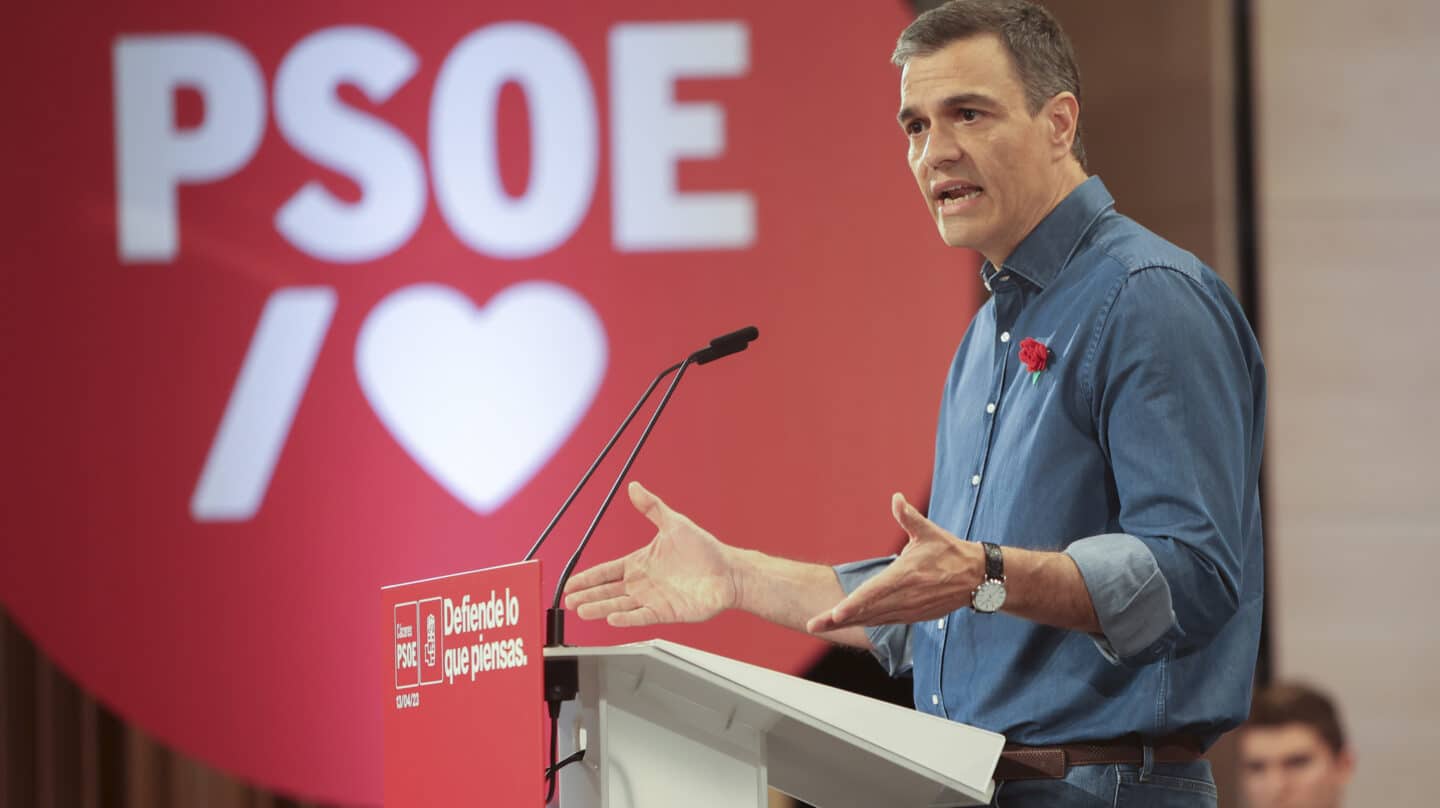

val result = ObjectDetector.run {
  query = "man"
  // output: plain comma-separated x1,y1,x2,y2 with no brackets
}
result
1239,683,1354,808
564,1,1265,805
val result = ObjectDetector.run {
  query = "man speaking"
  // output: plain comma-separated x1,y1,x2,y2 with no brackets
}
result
565,1,1265,804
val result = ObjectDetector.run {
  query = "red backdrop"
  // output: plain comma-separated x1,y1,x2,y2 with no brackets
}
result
1,1,979,803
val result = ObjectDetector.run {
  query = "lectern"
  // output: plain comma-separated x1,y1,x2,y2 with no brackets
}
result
546,641,1004,808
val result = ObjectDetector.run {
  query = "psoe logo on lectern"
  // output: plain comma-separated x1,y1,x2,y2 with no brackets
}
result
418,598,443,685
394,598,444,690
394,603,419,690
424,613,437,667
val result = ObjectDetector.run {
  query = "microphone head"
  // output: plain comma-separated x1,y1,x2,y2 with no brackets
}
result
692,325,759,365
710,325,759,348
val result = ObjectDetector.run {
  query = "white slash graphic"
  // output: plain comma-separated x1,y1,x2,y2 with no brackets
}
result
191,287,337,521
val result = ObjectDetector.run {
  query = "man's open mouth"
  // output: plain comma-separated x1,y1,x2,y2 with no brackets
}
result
936,183,983,212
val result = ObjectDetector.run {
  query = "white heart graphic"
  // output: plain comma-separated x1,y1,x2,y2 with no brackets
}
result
356,282,607,514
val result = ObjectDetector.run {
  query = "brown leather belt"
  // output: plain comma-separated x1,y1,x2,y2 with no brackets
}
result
994,735,1204,781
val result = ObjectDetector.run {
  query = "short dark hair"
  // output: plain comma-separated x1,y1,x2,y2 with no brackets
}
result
1245,682,1348,755
892,0,1086,167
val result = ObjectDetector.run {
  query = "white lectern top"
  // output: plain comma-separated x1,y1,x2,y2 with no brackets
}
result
546,640,1003,807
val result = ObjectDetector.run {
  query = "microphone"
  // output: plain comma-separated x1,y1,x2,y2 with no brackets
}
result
690,325,759,365
540,326,759,646
535,325,757,801
522,361,683,562
522,326,761,565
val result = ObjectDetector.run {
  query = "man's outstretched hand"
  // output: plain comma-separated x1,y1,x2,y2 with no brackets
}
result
806,493,983,633
562,481,739,627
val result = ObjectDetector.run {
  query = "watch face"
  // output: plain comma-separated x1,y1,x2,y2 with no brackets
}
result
973,579,1007,613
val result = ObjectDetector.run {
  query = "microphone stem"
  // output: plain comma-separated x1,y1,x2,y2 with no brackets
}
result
551,356,695,614
523,361,684,562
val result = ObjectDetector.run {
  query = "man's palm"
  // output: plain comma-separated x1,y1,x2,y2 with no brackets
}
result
563,482,738,627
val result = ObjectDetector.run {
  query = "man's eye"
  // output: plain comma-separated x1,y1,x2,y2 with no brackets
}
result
960,109,981,122
905,120,925,135
1283,755,1315,770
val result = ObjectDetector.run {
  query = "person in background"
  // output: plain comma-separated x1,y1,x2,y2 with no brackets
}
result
1238,682,1354,808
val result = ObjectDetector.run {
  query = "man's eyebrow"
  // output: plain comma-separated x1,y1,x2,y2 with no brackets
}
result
897,93,999,124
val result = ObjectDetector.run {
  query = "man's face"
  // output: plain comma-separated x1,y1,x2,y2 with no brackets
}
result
1239,723,1354,808
898,35,1067,263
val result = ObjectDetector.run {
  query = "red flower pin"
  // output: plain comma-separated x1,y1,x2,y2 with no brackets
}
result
1018,337,1050,385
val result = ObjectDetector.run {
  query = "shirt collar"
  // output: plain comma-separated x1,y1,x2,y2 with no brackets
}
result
980,176,1115,292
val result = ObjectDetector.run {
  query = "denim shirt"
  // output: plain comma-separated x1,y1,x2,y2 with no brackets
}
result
836,177,1265,748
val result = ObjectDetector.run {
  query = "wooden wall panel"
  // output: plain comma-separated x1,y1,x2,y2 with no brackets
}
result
3,610,39,808
1,609,320,808
1050,0,1240,293
1256,1,1440,804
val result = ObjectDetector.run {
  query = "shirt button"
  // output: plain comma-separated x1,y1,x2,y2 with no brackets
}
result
970,474,981,486
936,619,945,630
931,694,940,706
1000,331,1011,343
985,402,996,414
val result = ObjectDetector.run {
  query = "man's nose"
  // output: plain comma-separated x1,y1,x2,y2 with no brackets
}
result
923,125,964,169
1255,770,1292,804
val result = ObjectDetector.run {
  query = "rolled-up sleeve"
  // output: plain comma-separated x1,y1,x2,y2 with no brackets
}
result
1078,267,1262,666
1066,533,1181,664
833,556,913,676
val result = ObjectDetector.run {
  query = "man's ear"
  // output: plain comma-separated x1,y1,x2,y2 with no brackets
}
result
1044,91,1080,160
1335,745,1357,785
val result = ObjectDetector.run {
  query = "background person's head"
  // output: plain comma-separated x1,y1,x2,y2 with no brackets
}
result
1239,682,1355,808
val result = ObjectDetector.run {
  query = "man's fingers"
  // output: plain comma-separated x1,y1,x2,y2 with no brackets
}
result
563,581,626,610
805,599,886,633
843,565,903,609
607,606,661,628
806,611,837,634
810,593,955,632
807,603,866,633
563,557,626,595
807,558,958,631
808,574,894,633
836,598,951,628
628,481,669,528
575,594,638,621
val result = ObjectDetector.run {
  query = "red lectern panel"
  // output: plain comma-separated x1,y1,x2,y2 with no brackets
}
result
382,560,543,806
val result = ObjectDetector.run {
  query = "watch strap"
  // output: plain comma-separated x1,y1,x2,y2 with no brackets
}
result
982,541,1004,580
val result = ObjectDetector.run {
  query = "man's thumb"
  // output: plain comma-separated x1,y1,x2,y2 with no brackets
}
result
628,481,667,527
891,493,931,538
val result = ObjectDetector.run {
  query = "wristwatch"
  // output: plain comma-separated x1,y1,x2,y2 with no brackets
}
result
971,542,1007,613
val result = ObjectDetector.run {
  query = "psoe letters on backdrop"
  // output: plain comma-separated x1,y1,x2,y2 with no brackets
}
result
112,22,755,264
